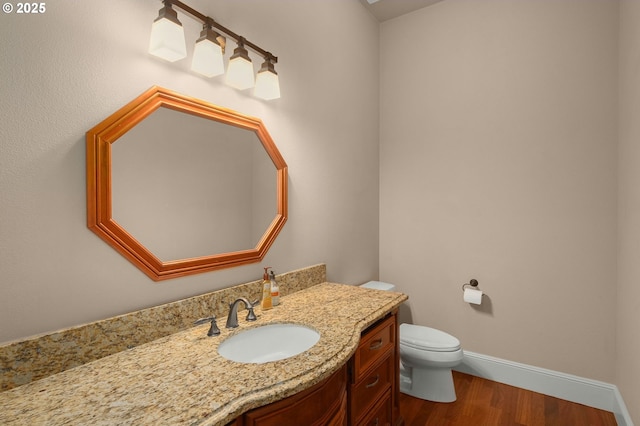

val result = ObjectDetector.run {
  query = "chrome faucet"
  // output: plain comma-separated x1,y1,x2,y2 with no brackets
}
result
226,297,257,328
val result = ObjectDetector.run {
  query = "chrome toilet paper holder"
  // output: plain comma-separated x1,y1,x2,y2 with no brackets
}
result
461,279,479,292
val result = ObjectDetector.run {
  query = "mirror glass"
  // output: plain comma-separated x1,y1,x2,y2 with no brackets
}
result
86,86,288,281
112,107,276,261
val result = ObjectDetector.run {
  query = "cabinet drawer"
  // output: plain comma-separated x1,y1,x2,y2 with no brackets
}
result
353,316,395,381
357,390,391,426
350,356,392,423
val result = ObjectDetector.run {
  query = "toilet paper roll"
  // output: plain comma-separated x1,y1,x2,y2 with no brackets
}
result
463,288,483,305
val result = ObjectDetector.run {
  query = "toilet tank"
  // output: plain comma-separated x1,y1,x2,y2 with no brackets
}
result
360,281,396,292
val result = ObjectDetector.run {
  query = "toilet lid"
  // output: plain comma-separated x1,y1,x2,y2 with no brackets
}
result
400,324,461,352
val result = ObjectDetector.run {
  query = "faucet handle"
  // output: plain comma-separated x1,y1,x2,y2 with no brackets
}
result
246,306,257,322
194,316,221,336
248,299,260,321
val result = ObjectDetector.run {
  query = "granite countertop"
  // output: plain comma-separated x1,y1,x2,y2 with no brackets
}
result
0,283,408,426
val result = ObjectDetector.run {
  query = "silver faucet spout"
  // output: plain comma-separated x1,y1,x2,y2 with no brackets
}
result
226,297,257,328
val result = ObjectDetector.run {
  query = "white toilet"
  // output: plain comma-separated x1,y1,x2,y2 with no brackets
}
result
361,281,464,403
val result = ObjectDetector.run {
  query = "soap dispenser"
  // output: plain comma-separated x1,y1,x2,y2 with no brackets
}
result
261,267,273,310
269,270,280,306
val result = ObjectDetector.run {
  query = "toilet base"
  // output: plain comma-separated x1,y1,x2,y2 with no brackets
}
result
400,364,457,403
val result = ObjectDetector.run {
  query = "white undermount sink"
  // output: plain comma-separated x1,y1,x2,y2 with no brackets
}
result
217,323,320,364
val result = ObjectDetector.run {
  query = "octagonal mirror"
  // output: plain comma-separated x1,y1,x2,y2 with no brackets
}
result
86,86,288,281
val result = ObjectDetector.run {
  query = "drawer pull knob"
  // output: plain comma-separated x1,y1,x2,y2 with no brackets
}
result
366,374,380,388
369,339,383,350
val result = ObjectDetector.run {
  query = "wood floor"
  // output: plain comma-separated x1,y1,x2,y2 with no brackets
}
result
399,371,618,426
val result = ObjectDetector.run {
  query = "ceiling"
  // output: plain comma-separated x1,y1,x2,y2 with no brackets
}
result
360,0,445,22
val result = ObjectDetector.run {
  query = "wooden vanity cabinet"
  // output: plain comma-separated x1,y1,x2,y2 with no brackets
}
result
231,364,347,426
229,311,402,426
348,313,400,426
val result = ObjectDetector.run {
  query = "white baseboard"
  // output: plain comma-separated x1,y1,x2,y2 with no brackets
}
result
454,351,634,426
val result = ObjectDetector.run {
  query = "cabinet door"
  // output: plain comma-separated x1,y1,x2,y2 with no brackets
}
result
243,365,347,426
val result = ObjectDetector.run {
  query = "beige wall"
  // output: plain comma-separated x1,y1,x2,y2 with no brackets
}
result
380,0,618,384
0,0,380,344
618,0,640,421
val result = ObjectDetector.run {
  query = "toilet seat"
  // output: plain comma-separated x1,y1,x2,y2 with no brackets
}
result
400,324,461,352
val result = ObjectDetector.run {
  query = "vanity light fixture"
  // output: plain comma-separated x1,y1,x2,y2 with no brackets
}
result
225,38,255,90
254,54,281,101
191,21,225,78
149,0,187,62
148,0,281,100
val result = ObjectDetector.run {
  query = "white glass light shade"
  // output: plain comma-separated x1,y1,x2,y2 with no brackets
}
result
255,68,281,100
149,16,187,62
226,45,254,90
191,37,224,78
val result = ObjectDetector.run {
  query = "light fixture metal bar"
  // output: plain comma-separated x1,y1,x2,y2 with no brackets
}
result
168,0,278,63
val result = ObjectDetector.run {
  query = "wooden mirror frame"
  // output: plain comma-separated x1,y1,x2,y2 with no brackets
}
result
86,86,288,281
